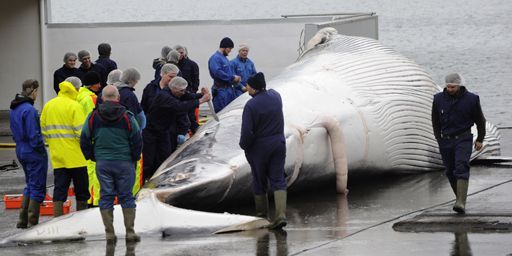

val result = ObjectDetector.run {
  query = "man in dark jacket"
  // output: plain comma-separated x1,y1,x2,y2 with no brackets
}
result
142,77,210,183
53,52,82,94
175,45,201,134
141,64,179,115
10,79,47,229
431,73,486,214
80,85,143,243
239,72,287,230
78,50,108,89
98,68,146,129
95,43,118,75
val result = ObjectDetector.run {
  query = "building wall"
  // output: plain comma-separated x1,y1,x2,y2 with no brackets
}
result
0,0,42,110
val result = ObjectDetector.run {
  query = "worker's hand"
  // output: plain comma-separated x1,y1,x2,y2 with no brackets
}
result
177,134,187,145
200,87,209,95
474,141,483,151
233,75,241,84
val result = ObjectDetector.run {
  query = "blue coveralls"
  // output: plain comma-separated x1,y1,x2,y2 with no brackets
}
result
208,51,241,113
431,86,486,182
230,55,257,86
9,95,48,203
239,89,287,195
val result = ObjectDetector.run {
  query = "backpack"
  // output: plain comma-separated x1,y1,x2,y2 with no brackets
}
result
88,109,132,135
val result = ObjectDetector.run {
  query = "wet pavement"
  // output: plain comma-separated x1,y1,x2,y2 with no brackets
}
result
1,128,512,255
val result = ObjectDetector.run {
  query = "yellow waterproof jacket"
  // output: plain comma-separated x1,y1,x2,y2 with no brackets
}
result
77,87,97,115
77,87,99,205
41,81,87,169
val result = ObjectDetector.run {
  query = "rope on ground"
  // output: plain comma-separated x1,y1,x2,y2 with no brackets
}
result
290,178,512,255
0,160,18,172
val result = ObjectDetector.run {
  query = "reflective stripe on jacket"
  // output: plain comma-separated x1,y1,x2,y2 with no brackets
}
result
41,81,87,169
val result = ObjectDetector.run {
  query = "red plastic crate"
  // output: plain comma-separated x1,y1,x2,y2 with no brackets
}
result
40,200,71,216
4,194,54,209
3,194,23,209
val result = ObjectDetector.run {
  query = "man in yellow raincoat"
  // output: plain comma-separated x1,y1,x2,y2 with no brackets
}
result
41,80,90,216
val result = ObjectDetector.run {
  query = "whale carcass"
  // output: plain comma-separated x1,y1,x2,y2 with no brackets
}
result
144,28,501,209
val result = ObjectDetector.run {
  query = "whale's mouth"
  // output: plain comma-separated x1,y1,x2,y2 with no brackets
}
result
153,158,200,187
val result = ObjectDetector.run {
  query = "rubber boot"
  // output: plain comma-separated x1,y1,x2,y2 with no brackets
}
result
53,201,64,217
122,208,140,243
16,196,30,229
27,199,41,227
449,180,457,196
268,190,287,230
254,194,269,218
77,200,88,211
453,179,468,214
100,209,117,244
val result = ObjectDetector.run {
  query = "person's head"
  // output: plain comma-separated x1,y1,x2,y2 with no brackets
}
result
160,63,180,84
161,45,172,59
21,79,39,100
101,85,120,102
246,72,266,96
83,71,101,92
63,52,78,69
166,50,180,65
445,73,464,96
97,43,112,57
78,50,92,68
174,44,186,60
65,76,82,91
238,44,249,59
168,76,188,98
107,69,123,86
120,68,141,88
219,37,234,56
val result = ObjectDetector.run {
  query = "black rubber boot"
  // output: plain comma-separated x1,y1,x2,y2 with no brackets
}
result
100,209,117,244
453,179,468,214
27,199,41,227
254,194,269,218
16,196,30,229
77,200,88,211
123,208,140,243
53,201,64,217
449,180,457,196
268,190,287,230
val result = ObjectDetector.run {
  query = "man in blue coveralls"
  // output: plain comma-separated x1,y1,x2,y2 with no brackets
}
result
10,79,48,228
230,44,257,93
208,37,241,113
239,72,287,229
431,73,486,214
